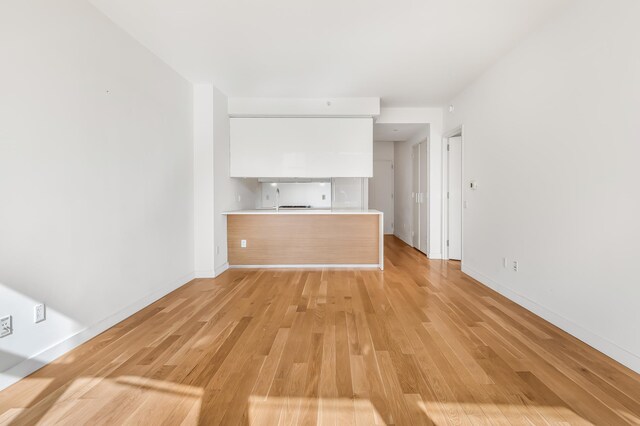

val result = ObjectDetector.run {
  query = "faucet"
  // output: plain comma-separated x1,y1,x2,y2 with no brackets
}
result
275,187,280,212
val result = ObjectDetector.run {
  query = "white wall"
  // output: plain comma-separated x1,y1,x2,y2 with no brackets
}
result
193,85,259,277
194,85,215,277
0,0,194,389
373,141,394,161
393,140,411,244
213,88,260,273
371,142,395,233
445,0,640,372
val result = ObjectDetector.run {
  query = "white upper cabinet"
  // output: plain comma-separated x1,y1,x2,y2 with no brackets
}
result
230,117,373,178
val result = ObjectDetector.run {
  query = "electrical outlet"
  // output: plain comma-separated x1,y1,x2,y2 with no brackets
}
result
512,261,519,272
34,304,46,323
241,239,247,248
0,315,12,338
503,257,508,268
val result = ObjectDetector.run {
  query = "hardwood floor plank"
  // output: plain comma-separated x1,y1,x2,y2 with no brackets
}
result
1,236,639,425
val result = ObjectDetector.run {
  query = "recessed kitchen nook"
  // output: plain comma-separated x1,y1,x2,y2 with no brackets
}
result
223,98,384,269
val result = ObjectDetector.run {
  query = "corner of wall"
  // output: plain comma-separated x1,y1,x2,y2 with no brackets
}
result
462,264,640,374
0,272,195,392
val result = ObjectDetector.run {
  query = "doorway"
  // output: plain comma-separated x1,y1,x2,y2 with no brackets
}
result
443,127,464,261
370,160,394,234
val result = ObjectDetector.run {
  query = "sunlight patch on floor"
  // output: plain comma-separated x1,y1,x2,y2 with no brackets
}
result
248,396,384,425
12,375,205,425
0,407,25,424
116,375,203,398
0,377,52,409
416,400,597,424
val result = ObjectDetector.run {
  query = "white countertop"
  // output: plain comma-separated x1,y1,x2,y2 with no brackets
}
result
222,209,382,215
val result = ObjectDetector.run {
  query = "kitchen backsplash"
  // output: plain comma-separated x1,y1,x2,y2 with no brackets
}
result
259,178,368,210
261,182,331,208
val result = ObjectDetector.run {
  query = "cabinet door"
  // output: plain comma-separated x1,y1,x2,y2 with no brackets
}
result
230,117,373,178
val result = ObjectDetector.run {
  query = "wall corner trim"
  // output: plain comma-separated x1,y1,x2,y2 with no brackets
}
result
461,264,640,374
0,272,195,392
194,269,216,278
214,263,229,277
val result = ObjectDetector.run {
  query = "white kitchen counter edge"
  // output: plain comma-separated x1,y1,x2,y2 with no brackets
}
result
222,209,382,215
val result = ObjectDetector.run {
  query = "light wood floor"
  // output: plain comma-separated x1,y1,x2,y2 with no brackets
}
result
1,236,639,425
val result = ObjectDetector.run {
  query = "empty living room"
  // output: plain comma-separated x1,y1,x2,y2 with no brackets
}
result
1,0,639,424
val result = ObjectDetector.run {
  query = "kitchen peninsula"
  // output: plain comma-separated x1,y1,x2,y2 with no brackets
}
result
223,209,384,269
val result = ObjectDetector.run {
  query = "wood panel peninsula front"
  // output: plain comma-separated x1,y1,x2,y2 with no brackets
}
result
223,210,384,269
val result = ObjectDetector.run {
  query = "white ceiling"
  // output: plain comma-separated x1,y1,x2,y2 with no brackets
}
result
90,0,569,107
374,123,426,143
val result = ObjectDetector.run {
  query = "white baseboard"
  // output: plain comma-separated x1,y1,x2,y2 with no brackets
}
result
214,262,229,277
194,262,229,278
0,272,195,391
194,269,216,278
229,264,381,269
393,232,412,247
461,264,640,374
427,251,442,259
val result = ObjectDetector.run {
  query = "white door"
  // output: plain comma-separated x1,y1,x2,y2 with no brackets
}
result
419,141,428,254
448,137,463,260
412,144,420,249
371,160,394,234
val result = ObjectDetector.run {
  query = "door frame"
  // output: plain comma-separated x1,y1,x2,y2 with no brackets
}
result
441,125,465,261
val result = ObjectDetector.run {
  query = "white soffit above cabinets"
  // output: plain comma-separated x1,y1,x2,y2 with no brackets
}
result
89,0,570,106
374,123,427,142
228,98,380,118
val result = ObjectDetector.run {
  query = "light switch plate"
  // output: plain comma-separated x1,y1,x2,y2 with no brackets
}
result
241,239,247,248
0,315,12,338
